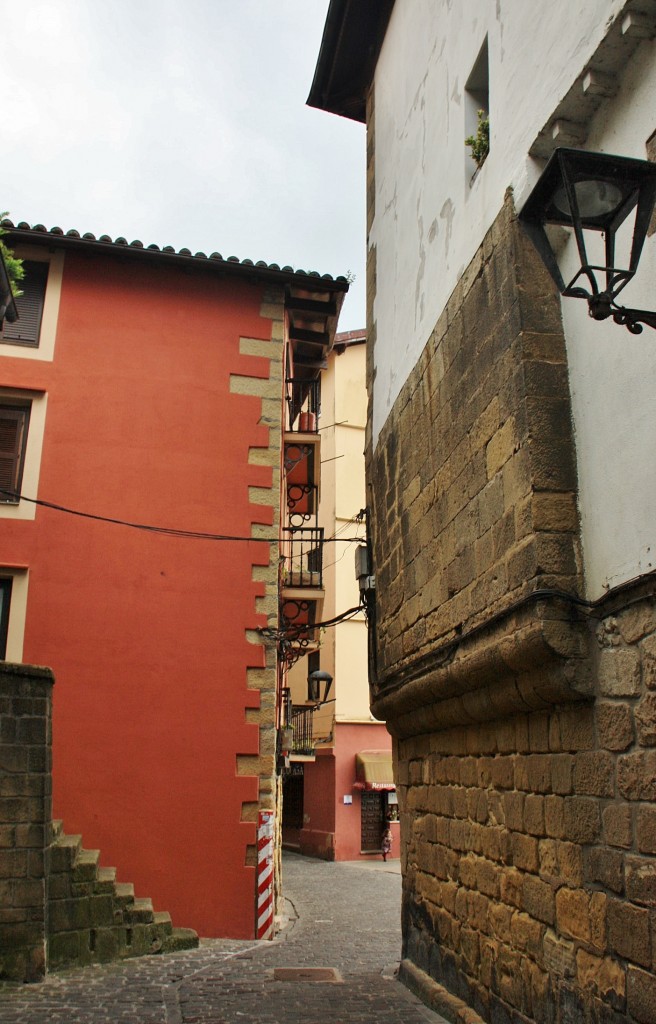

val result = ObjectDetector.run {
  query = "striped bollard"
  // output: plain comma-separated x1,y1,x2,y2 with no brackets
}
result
256,809,274,940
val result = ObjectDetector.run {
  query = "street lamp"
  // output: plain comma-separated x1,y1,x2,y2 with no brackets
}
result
519,147,656,333
307,669,333,704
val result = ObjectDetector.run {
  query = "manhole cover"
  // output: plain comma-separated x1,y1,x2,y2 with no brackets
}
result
273,967,342,983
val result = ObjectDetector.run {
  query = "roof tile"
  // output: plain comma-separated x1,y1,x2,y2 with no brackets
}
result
1,218,349,288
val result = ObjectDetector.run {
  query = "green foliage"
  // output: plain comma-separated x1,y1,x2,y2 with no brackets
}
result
0,215,24,297
465,110,490,169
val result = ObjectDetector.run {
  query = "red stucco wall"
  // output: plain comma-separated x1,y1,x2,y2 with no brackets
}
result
298,723,399,862
0,251,279,937
333,722,399,862
299,749,336,858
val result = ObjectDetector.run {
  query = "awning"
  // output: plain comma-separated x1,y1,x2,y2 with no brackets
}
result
353,750,395,791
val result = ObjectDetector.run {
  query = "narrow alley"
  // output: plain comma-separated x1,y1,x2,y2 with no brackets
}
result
0,854,446,1024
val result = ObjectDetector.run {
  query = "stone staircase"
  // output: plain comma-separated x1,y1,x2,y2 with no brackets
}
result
48,821,198,970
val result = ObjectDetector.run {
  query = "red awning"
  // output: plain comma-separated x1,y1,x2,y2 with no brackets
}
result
353,750,395,791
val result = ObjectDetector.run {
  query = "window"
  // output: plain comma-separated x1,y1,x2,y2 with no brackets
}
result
1,261,49,346
0,402,31,503
464,37,489,182
0,578,12,658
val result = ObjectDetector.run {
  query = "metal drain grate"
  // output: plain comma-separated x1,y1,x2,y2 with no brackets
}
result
273,967,342,983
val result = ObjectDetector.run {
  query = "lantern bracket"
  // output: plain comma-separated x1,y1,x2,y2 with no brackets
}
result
588,294,656,334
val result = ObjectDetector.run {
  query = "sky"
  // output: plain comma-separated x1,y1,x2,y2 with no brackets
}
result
1,0,366,331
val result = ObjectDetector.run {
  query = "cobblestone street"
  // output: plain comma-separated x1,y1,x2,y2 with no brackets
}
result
0,853,446,1024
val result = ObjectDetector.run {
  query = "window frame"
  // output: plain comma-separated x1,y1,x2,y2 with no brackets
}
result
0,400,31,504
0,260,49,348
0,577,13,659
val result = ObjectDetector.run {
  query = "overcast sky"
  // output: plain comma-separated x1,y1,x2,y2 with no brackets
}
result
1,0,366,330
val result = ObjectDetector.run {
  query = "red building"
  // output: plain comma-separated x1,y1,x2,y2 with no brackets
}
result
0,220,346,938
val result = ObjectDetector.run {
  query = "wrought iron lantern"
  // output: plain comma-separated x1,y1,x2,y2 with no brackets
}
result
520,147,656,333
307,669,333,704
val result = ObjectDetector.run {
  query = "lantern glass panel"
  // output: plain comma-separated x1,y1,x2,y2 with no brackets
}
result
552,180,624,222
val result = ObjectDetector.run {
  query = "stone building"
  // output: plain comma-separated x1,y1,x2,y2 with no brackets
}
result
310,2,656,1022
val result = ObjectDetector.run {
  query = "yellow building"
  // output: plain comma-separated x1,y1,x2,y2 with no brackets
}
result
281,330,398,861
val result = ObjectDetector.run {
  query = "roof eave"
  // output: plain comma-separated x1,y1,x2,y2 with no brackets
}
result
3,224,350,298
307,0,395,123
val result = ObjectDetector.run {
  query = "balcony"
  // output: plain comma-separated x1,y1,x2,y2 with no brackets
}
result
286,482,318,528
281,526,324,591
280,527,324,660
285,429,320,527
281,688,316,759
285,377,320,433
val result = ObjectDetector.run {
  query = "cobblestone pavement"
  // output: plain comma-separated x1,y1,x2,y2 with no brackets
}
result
0,853,447,1024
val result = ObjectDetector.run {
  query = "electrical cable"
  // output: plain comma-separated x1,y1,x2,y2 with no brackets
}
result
258,603,363,643
373,571,656,699
0,489,364,543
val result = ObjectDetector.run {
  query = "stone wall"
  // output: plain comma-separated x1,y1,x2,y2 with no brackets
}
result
229,285,284,899
0,662,197,982
396,590,656,1024
368,194,581,697
0,663,53,982
366,196,656,1022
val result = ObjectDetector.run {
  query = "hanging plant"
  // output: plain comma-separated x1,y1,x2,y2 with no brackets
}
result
0,214,24,297
465,110,490,169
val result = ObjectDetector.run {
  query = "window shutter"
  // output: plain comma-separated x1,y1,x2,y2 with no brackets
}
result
0,405,30,500
1,261,49,345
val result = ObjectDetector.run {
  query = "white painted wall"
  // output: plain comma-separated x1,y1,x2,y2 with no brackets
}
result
371,0,656,598
559,39,656,597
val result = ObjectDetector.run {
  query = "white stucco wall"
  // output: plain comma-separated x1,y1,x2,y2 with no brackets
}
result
371,0,656,598
559,39,656,597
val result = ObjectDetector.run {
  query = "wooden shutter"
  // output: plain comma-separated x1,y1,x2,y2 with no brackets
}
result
1,261,48,345
0,404,30,501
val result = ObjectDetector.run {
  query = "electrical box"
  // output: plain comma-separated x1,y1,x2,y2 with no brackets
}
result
354,545,370,579
355,545,375,593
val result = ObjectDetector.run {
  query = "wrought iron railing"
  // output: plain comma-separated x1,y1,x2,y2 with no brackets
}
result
286,482,318,528
281,688,315,756
285,377,320,433
290,706,315,756
281,526,324,589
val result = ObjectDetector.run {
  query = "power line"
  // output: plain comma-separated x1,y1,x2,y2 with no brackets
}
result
0,489,364,544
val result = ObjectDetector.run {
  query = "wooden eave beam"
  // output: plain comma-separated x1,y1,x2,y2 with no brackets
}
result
289,326,330,347
286,296,338,317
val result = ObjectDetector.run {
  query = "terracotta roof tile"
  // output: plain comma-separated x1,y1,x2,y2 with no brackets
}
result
2,219,349,290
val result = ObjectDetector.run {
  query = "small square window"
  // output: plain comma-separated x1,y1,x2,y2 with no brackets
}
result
465,38,489,182
1,261,49,347
0,402,31,503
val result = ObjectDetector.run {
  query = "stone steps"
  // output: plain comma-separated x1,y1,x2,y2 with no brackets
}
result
48,824,198,970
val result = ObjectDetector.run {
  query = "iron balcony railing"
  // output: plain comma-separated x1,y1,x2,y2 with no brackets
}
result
287,482,318,528
281,689,315,756
285,377,320,433
281,526,324,590
290,706,315,756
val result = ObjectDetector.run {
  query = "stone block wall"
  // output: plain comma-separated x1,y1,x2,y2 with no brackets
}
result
0,662,197,982
230,285,285,909
0,663,53,982
396,591,656,1024
365,192,656,1021
367,195,580,696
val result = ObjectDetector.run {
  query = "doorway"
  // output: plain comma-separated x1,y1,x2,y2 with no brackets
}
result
360,790,385,852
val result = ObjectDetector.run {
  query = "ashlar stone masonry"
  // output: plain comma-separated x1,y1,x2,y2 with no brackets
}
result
366,197,656,1024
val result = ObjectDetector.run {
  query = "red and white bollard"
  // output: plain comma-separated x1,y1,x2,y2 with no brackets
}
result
256,809,274,940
